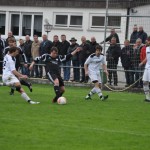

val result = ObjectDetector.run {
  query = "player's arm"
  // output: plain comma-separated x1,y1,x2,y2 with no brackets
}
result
102,64,109,76
139,58,147,67
12,70,27,79
29,54,47,70
84,64,88,76
60,47,81,62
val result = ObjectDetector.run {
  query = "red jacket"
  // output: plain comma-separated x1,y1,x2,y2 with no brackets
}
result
140,45,146,63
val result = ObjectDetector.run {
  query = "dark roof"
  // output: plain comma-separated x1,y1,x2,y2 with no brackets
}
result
0,0,149,8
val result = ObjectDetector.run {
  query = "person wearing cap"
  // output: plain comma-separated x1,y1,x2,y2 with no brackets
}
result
67,37,80,82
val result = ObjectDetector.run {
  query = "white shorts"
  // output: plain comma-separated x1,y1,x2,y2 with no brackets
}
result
2,74,19,86
142,69,150,82
89,72,102,83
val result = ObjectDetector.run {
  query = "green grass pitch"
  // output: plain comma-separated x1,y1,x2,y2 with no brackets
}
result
0,84,150,150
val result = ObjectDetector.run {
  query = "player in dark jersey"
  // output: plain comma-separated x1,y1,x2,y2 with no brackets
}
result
29,46,81,103
4,38,32,95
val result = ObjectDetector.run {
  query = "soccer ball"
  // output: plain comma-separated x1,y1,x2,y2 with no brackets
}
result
57,97,67,105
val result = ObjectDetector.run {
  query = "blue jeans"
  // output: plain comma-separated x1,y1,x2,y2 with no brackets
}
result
72,60,80,81
63,61,71,81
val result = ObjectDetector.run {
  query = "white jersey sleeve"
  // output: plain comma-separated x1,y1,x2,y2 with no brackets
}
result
84,56,91,65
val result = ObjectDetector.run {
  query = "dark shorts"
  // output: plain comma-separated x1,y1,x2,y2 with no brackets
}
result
47,72,64,87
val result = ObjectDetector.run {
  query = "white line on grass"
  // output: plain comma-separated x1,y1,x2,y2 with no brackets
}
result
1,117,150,137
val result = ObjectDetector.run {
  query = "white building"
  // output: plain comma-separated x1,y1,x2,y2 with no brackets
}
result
0,0,149,44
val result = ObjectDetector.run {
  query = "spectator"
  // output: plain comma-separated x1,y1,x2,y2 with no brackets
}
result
90,36,99,54
18,39,26,74
0,33,6,74
24,35,33,76
39,34,53,78
130,25,138,44
79,36,90,83
60,34,70,81
67,37,80,82
53,35,61,53
138,26,148,44
106,37,121,86
101,28,120,44
5,31,16,46
31,35,40,78
121,40,134,87
132,38,143,88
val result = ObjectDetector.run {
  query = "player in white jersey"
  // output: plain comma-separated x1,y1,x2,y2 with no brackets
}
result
139,37,150,102
2,47,39,104
84,45,109,100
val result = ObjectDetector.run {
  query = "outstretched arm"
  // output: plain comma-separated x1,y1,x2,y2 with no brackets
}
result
102,64,109,76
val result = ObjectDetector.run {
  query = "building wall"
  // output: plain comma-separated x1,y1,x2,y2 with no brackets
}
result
0,5,127,45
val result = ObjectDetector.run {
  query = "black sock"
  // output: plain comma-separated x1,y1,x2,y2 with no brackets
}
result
54,85,61,100
10,88,15,93
20,80,30,87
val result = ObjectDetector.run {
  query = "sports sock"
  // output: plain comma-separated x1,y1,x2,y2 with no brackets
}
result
87,87,96,97
95,87,103,97
54,85,61,99
21,92,31,102
20,80,30,87
10,87,15,93
143,84,150,100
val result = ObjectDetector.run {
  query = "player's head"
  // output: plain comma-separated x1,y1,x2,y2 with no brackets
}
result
50,47,58,58
8,37,15,47
9,47,20,56
95,45,103,56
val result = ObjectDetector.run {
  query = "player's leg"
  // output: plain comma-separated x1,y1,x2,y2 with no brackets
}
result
47,72,62,103
14,82,39,104
85,73,97,100
142,69,150,102
20,79,32,92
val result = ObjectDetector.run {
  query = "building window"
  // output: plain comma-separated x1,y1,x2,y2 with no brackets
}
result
22,15,32,36
0,14,6,35
108,16,121,27
70,16,82,27
11,14,20,36
56,15,68,26
92,16,105,27
34,15,43,37
54,13,83,28
10,12,43,37
90,14,121,29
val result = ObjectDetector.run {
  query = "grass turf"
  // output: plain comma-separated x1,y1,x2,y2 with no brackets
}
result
0,84,150,150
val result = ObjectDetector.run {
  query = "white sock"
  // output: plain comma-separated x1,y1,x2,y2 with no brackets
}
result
95,87,103,97
89,87,96,96
143,84,150,100
21,92,31,102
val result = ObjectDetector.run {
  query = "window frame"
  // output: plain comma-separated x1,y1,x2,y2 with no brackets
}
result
89,13,121,30
9,12,43,37
0,12,6,35
53,12,83,29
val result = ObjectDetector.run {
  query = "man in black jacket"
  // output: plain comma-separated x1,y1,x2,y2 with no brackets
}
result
90,37,99,54
39,34,53,78
0,33,6,74
130,25,138,44
79,36,91,83
121,40,134,87
24,35,33,76
106,37,121,86
101,28,120,44
60,34,70,81
138,26,148,44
